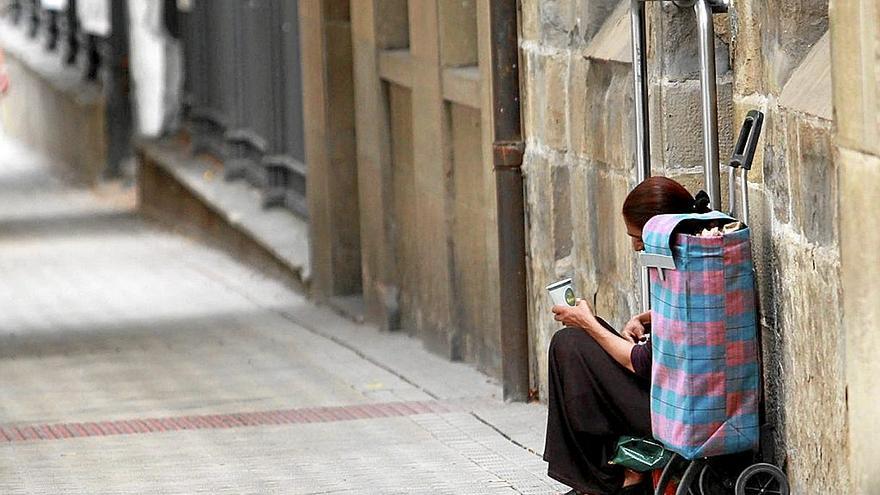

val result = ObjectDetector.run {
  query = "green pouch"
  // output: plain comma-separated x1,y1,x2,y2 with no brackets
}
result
609,436,673,472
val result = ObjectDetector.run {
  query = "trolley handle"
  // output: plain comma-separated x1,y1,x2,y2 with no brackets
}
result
727,110,765,222
729,110,764,171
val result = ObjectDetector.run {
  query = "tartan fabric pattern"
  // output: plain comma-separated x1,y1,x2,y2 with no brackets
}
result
643,212,760,459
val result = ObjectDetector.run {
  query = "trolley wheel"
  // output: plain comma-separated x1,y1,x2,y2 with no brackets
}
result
655,453,683,495
734,463,790,495
675,459,705,495
698,463,733,495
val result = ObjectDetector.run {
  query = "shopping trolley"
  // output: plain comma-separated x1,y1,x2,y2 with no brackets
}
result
620,1,791,493
644,111,790,495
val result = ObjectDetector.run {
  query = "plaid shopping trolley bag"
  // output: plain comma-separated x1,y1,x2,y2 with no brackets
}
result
641,211,760,460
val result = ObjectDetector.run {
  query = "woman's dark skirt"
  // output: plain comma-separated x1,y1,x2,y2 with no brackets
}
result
544,327,651,495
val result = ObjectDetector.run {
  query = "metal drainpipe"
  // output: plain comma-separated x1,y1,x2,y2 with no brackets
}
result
489,0,529,402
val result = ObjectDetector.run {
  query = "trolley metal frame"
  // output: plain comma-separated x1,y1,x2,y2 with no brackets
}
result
627,2,790,494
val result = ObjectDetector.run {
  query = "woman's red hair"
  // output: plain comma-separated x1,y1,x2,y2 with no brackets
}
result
622,176,708,230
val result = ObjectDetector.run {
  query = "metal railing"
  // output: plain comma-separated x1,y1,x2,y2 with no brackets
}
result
3,0,132,178
174,0,307,218
3,0,305,195
5,0,104,81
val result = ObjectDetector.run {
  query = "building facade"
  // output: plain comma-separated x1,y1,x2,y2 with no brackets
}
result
2,0,879,492
303,0,507,380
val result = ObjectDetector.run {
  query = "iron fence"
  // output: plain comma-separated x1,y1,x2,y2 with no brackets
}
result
6,0,106,81
175,0,307,218
3,0,131,177
2,0,305,212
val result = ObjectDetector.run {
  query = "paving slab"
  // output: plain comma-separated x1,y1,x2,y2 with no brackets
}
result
0,134,565,494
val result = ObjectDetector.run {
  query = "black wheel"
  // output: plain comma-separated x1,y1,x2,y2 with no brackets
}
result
699,463,734,495
655,453,684,495
734,463,790,495
676,459,706,495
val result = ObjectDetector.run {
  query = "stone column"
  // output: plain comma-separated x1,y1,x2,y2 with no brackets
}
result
407,0,455,355
349,0,408,330
301,0,362,300
831,1,880,493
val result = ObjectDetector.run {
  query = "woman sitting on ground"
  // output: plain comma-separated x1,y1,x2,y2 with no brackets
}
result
543,176,711,495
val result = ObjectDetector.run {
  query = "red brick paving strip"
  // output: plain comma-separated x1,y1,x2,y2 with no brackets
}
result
0,400,457,443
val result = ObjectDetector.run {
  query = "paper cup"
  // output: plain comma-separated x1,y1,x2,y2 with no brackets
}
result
546,278,576,306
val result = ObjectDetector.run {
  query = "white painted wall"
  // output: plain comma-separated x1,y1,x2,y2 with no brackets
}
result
77,0,111,36
41,0,68,11
127,0,181,137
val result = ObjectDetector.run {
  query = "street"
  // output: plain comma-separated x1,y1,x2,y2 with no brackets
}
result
0,135,564,495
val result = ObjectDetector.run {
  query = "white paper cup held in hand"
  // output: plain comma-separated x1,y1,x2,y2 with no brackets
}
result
546,278,576,306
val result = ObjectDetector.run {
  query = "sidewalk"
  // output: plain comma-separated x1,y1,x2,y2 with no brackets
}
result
0,134,564,494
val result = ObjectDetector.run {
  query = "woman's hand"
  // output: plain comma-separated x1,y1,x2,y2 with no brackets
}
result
554,300,638,372
621,316,646,343
551,299,597,330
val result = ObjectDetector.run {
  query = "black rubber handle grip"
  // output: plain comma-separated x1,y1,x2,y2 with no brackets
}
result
729,110,764,171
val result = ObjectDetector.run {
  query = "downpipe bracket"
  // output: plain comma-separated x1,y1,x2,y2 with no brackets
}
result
493,141,525,170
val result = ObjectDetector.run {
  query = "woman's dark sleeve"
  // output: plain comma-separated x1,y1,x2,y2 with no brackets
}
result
630,343,652,380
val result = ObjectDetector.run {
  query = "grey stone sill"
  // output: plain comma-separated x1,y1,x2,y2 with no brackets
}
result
0,20,102,104
142,140,311,284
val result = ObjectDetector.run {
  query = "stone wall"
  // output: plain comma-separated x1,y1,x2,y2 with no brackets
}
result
520,0,845,491
831,1,880,493
521,0,642,404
